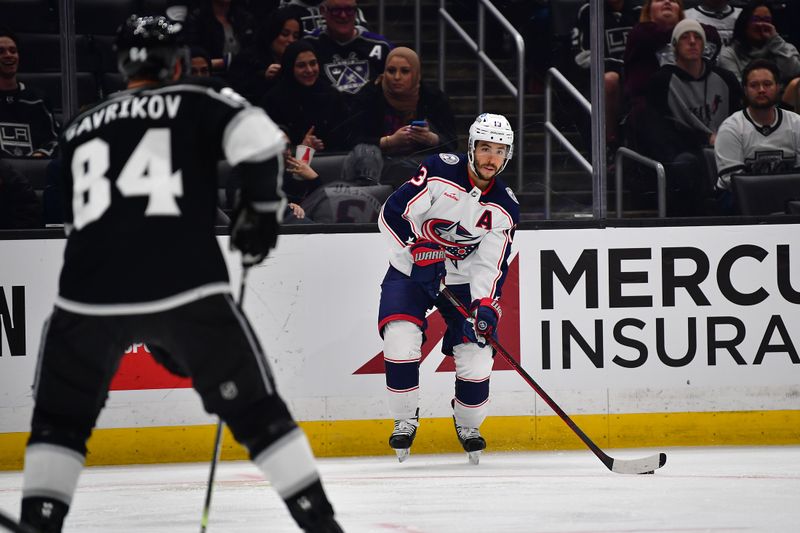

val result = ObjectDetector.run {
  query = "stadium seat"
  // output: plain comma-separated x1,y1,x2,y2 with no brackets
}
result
75,0,138,35
301,183,392,224
17,72,101,113
2,157,51,191
0,0,58,34
16,33,103,73
731,173,800,215
311,153,350,185
140,0,170,16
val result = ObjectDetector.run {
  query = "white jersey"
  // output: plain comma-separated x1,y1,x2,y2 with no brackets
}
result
379,153,519,301
715,107,800,189
686,4,741,46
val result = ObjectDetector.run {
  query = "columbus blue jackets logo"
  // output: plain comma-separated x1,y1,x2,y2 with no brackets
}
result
421,218,481,261
325,53,370,94
439,153,460,165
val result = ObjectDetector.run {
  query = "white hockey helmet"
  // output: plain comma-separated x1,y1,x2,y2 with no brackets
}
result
467,113,514,175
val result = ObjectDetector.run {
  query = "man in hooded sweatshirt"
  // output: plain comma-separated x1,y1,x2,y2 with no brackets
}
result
640,18,742,215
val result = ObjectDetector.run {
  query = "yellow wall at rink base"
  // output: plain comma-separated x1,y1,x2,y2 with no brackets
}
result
1,410,798,471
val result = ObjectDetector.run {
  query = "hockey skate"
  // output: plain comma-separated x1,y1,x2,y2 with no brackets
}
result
389,411,419,463
454,418,486,465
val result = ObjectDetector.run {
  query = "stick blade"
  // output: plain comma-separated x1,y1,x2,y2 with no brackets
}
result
610,452,667,475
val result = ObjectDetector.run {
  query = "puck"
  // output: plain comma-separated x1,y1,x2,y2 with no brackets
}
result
640,470,655,475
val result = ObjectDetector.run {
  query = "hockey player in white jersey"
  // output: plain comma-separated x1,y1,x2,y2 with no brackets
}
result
714,58,800,212
377,113,519,464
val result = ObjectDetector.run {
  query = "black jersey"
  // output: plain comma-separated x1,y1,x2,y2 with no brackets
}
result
0,82,59,157
304,28,393,96
56,78,285,312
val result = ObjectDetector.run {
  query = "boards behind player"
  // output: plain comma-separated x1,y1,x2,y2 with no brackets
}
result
19,15,343,533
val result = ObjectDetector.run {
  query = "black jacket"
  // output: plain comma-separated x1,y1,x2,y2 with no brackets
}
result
354,81,458,156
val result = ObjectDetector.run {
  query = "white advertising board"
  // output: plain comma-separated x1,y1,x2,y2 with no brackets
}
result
1,225,798,434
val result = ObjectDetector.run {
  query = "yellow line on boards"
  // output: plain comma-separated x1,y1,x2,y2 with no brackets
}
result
1,410,798,471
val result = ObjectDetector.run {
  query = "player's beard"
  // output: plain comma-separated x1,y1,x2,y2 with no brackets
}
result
477,166,497,181
746,92,779,110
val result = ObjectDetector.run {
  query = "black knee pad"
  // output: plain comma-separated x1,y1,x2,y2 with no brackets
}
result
29,410,93,456
222,394,298,458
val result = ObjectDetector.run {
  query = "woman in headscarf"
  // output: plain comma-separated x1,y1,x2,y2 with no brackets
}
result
355,46,457,157
259,40,354,152
227,6,303,103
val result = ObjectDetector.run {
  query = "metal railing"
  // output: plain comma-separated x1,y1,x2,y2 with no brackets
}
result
58,0,79,120
435,0,526,190
615,147,666,218
543,68,592,219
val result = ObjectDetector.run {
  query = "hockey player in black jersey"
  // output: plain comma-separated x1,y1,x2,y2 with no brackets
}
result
18,15,343,533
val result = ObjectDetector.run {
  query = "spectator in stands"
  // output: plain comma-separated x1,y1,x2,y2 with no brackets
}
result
714,58,800,212
281,129,320,218
356,47,457,160
572,0,639,148
0,159,42,228
637,19,742,216
304,0,393,98
624,0,722,104
300,143,391,223
686,1,742,46
183,0,257,76
223,126,315,223
0,29,58,158
259,40,354,152
718,1,800,111
228,7,302,102
189,46,212,77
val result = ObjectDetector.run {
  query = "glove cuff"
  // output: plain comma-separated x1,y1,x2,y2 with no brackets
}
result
471,298,502,319
410,239,446,266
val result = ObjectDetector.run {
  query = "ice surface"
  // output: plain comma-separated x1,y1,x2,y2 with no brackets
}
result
1,446,798,532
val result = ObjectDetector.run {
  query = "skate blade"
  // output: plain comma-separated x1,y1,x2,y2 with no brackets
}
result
467,450,481,465
395,448,410,463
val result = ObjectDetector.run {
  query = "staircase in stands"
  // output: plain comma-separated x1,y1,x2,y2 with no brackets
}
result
359,0,592,221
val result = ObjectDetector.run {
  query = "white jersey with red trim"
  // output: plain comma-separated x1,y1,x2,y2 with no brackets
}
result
379,152,519,301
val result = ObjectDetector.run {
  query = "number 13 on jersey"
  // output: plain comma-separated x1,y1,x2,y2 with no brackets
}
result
71,128,183,230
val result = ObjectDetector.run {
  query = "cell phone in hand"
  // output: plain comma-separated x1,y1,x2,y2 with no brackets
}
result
410,120,428,127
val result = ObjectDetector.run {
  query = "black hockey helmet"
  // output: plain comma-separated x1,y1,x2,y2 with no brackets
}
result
114,15,185,82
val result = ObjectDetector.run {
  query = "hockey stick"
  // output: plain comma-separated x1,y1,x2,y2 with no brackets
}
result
200,266,250,532
440,287,667,475
0,508,36,533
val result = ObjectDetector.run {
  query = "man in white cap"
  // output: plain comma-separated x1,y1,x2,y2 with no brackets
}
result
637,18,742,216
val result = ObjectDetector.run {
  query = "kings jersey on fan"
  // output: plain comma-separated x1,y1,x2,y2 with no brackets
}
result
379,152,519,301
56,77,284,311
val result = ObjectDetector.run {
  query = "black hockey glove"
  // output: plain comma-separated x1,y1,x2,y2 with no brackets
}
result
230,204,280,267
